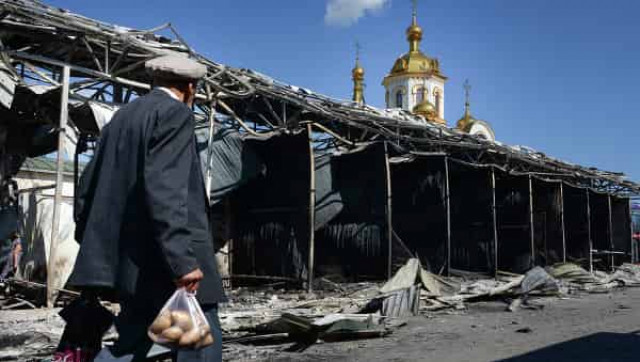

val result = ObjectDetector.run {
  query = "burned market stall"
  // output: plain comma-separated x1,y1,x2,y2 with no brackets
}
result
229,131,311,281
314,142,390,281
562,184,591,268
495,171,533,274
589,190,613,270
611,195,632,266
0,0,638,303
390,154,448,274
532,179,565,266
448,160,495,275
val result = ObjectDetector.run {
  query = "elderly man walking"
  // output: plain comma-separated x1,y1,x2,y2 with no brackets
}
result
68,55,226,361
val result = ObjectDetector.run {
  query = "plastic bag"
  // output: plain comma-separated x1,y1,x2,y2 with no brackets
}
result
147,288,214,349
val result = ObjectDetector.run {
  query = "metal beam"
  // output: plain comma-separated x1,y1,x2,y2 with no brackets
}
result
608,194,614,270
384,142,393,279
306,124,316,292
627,199,635,264
491,167,498,278
586,189,593,273
528,175,535,267
560,183,567,262
47,65,70,308
204,86,217,201
444,156,452,276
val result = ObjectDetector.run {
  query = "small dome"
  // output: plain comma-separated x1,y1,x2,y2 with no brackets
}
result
406,23,423,43
456,112,475,131
352,65,365,80
413,100,438,122
413,99,436,116
414,100,446,125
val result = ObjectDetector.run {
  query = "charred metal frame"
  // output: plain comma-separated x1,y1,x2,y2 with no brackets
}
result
0,0,638,303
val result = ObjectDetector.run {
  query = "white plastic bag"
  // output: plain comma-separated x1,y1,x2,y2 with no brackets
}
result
147,288,214,349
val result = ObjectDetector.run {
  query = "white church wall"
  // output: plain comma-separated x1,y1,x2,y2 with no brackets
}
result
384,75,445,119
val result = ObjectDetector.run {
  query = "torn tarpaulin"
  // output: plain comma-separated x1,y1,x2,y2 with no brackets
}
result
195,127,265,205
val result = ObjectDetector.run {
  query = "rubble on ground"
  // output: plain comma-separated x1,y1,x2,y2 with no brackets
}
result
2,261,640,360
0,308,64,360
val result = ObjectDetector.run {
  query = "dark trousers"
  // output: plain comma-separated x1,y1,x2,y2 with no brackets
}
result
94,304,222,362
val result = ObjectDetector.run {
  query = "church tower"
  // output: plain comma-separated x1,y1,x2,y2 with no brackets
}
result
352,43,365,105
382,0,447,123
456,79,496,141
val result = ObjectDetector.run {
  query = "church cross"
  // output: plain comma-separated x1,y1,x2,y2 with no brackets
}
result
464,79,471,105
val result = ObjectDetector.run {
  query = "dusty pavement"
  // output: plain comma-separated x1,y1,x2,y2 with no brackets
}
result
266,287,640,362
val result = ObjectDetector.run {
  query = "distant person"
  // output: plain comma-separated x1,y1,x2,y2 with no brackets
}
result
68,55,226,362
0,231,22,280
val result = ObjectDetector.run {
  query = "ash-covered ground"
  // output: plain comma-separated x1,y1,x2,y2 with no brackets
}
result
267,288,640,362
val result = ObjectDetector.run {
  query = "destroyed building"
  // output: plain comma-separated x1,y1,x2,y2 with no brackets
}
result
0,0,638,303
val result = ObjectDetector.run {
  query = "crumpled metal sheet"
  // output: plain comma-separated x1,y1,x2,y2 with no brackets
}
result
547,263,598,284
381,285,419,317
379,258,461,297
520,266,557,294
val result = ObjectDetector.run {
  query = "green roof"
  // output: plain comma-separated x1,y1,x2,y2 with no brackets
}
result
20,156,83,175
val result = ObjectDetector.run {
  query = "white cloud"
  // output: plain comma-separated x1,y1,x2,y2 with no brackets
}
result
325,0,390,27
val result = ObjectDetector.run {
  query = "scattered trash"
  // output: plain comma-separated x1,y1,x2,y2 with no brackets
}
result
547,263,640,293
3,260,640,360
515,327,533,334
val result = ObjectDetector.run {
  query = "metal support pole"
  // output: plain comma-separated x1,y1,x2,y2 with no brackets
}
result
444,156,452,276
222,198,233,290
384,142,393,279
205,98,217,202
47,65,70,308
528,175,535,267
559,183,567,262
491,167,498,278
608,195,614,270
627,199,635,263
586,190,593,273
73,136,80,214
105,40,110,74
306,124,316,292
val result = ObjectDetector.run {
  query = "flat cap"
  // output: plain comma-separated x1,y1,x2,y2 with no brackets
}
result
145,54,207,81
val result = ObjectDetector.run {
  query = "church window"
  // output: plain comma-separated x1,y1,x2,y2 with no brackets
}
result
415,87,427,104
435,91,441,115
395,90,403,108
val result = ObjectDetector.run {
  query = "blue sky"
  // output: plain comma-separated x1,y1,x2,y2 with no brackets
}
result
51,0,640,181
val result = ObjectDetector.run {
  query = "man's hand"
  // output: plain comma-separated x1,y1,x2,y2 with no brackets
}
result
176,268,203,292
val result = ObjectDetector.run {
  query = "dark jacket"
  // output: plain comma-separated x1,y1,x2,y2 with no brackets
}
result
68,89,226,305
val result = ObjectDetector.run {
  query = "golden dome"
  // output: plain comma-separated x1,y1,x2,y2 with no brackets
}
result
383,9,445,85
456,109,475,131
406,23,423,44
352,50,365,104
389,51,437,75
413,99,445,125
413,99,436,117
352,65,364,80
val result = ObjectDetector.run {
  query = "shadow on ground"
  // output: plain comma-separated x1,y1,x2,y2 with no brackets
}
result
497,331,640,362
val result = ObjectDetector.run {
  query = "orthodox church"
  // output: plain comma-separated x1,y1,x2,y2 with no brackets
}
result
351,3,496,141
